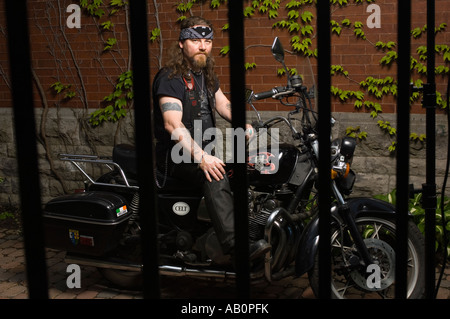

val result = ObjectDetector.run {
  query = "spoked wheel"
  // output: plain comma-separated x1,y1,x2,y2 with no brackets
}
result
309,216,425,299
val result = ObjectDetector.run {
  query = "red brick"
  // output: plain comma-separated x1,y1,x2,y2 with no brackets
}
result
0,0,449,113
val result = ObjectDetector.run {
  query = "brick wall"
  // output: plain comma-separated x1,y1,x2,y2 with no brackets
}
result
1,0,449,112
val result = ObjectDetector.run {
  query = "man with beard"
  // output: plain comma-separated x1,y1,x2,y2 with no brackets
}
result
152,16,270,265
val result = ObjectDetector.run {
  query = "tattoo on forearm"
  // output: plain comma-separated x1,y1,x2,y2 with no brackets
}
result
226,102,231,110
161,102,182,113
174,126,203,162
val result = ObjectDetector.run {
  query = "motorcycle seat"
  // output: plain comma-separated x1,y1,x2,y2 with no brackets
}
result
113,144,138,176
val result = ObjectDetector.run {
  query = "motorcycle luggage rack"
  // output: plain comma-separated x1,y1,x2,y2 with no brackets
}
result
59,153,139,190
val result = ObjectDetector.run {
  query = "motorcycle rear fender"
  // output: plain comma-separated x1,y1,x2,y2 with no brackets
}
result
294,197,405,276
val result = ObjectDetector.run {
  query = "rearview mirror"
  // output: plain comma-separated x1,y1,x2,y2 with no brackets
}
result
271,37,291,87
271,37,285,64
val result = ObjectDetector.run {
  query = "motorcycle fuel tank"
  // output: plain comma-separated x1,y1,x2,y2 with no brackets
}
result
247,143,299,188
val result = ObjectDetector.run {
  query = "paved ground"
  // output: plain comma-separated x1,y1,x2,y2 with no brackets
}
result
1,227,449,300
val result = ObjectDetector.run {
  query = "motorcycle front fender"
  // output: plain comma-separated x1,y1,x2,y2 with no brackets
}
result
294,197,401,277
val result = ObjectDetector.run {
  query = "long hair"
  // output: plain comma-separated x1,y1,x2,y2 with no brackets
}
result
165,16,217,91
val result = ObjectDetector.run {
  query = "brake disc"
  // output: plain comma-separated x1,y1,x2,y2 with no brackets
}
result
350,238,396,291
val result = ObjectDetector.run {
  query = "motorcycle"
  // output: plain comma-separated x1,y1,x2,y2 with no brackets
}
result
43,37,425,298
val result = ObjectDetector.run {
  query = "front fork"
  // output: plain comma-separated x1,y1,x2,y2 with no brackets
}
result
331,181,373,267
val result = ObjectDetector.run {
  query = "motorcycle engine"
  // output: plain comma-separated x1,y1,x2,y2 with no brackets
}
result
248,190,279,241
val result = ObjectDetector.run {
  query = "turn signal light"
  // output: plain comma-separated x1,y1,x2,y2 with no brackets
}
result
331,163,350,180
331,169,338,180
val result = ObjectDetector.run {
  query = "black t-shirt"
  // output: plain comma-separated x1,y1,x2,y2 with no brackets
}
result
152,68,219,149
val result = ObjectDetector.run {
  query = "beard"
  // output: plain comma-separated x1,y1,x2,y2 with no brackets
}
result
190,53,208,70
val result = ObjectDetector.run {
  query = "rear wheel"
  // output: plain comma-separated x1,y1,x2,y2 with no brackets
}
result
99,268,143,289
308,216,425,299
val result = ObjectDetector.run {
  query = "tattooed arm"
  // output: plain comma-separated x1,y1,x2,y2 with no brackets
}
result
214,88,232,123
159,96,225,181
159,96,203,161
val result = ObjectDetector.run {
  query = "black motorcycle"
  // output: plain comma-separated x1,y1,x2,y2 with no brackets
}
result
43,37,425,299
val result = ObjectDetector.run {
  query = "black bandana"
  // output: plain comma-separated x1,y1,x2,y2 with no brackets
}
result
179,26,214,41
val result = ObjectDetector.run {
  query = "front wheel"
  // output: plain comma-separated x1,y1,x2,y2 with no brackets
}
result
308,216,425,299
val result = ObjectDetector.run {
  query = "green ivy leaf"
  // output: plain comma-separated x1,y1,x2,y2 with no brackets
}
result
245,62,257,70
287,10,299,20
286,0,302,9
103,37,117,51
220,45,230,56
388,142,397,152
211,0,222,9
243,6,255,17
411,27,422,38
341,18,351,27
101,20,114,31
301,11,314,23
354,100,363,108
300,25,313,36
358,131,368,140
268,9,278,19
289,22,301,32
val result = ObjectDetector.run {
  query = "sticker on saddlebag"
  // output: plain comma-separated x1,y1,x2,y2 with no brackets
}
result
116,205,128,217
69,229,79,245
172,202,190,216
79,235,94,247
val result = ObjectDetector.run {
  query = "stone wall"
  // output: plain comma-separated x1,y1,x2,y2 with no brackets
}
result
0,107,448,207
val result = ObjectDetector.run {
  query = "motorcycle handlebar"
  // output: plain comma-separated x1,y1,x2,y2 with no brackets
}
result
253,88,279,100
253,86,296,101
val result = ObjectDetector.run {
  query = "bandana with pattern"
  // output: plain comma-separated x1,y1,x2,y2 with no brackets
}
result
179,26,214,41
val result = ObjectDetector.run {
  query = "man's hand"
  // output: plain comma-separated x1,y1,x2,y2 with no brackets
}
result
245,123,254,141
199,153,226,182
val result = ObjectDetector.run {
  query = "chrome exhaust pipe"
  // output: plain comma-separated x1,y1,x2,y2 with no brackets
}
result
65,254,264,280
159,265,236,279
264,207,295,282
65,254,142,272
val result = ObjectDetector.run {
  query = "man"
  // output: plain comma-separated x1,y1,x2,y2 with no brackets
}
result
152,16,270,265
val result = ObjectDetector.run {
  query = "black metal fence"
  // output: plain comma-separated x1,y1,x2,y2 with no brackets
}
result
4,0,439,300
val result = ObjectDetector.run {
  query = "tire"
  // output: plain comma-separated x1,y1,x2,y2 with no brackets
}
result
99,268,143,290
308,216,425,299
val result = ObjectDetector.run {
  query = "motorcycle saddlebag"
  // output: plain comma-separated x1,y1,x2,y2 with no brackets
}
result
43,191,131,256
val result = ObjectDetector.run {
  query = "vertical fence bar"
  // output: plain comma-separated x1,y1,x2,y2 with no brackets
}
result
128,0,160,299
4,0,49,299
395,0,411,299
228,0,250,298
424,0,437,299
316,0,331,299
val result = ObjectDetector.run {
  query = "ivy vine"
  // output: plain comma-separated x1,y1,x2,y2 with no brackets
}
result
173,0,449,153
79,0,449,154
62,1,159,127
89,70,133,126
